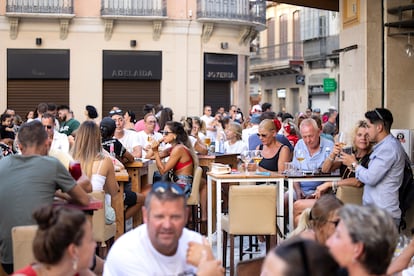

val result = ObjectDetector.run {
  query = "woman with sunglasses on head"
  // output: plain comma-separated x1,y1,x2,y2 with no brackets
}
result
149,121,199,198
256,119,291,173
315,120,372,198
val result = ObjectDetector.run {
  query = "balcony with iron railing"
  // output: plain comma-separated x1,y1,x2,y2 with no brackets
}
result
250,42,303,75
6,0,74,17
6,0,75,40
197,0,266,31
101,0,167,19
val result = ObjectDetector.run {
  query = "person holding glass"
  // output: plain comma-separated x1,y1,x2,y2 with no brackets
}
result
255,119,291,173
293,120,372,226
291,118,334,200
315,120,372,198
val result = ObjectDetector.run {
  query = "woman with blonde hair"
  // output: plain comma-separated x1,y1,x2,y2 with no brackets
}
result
256,119,291,173
315,120,372,197
72,120,119,224
224,121,247,154
289,194,343,245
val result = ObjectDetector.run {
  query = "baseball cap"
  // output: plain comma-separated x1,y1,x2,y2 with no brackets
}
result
250,114,261,124
251,104,262,114
313,108,321,113
100,117,116,137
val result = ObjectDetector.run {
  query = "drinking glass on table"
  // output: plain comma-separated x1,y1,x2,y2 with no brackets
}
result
252,150,263,173
204,137,211,154
295,148,305,173
240,150,252,174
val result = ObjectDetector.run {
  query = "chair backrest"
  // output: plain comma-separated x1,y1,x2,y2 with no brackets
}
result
336,186,363,205
187,166,202,205
12,225,37,271
236,257,264,276
90,190,116,243
228,185,277,235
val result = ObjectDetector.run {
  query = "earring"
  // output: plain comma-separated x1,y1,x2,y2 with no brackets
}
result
72,257,78,271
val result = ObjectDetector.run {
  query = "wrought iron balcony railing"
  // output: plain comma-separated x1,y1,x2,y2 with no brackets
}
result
101,0,167,17
6,0,74,15
251,42,303,65
250,42,303,74
197,0,266,28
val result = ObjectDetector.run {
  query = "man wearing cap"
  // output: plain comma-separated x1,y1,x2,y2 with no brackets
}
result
341,108,405,226
110,109,142,158
312,107,321,117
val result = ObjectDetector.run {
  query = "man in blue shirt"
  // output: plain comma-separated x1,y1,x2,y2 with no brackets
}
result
341,108,405,226
291,118,334,199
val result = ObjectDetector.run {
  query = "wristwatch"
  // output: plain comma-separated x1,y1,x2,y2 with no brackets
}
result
351,162,357,170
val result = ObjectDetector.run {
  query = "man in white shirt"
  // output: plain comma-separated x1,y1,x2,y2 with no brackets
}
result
104,181,222,275
137,114,163,158
110,110,142,158
200,105,216,142
41,113,69,153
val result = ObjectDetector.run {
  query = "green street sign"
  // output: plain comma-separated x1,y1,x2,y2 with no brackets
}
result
323,78,337,93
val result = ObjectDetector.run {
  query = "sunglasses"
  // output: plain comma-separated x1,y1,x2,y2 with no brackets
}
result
374,109,384,121
109,109,123,115
152,182,184,195
43,125,53,130
160,130,173,136
257,133,268,138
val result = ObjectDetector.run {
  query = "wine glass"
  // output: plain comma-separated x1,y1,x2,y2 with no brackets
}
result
337,132,347,149
240,150,252,174
252,150,263,173
295,149,305,173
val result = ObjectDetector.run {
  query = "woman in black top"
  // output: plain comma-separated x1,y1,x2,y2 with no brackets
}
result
315,120,372,198
256,119,291,173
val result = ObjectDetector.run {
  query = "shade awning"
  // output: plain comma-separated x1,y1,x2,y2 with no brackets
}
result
268,0,339,12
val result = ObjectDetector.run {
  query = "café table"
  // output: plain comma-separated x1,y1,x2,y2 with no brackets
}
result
198,153,239,169
285,172,341,231
125,159,152,227
114,169,129,239
207,171,285,261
